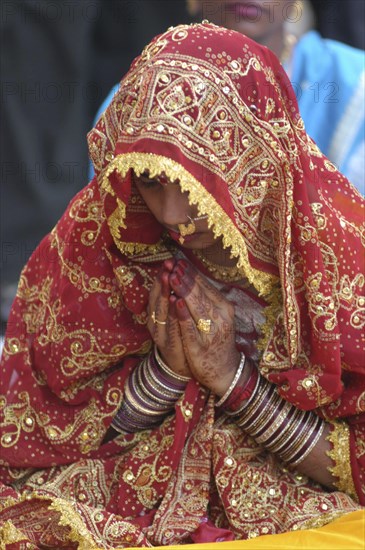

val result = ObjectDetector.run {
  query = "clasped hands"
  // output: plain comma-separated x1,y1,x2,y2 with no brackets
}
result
147,258,241,397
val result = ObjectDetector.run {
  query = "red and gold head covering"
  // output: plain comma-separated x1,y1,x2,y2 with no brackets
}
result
88,22,364,414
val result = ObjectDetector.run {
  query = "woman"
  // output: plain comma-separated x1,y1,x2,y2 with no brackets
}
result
0,22,364,548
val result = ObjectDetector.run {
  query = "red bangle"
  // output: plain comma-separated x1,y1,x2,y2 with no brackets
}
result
223,365,258,412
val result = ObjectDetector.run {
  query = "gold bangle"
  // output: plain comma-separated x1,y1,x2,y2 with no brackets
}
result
254,402,300,445
236,379,272,428
249,393,286,435
290,419,324,467
225,372,262,417
248,392,285,436
275,413,314,458
132,381,173,412
145,358,183,395
124,385,169,416
135,367,177,406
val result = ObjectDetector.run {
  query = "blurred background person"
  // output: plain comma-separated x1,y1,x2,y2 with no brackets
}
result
314,0,365,50
1,0,189,345
186,0,365,195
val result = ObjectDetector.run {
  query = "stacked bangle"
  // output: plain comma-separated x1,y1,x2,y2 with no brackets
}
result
112,349,189,433
154,345,191,383
223,360,259,412
215,353,246,408
228,372,325,467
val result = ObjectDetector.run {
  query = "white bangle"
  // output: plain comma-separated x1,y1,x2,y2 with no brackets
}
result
215,353,246,408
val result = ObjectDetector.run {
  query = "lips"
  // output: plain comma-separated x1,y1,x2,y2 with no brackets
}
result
225,1,267,20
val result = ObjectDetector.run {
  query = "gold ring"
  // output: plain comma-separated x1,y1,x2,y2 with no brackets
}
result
196,318,212,333
151,311,167,325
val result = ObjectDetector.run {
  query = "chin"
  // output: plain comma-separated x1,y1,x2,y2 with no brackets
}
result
183,235,216,250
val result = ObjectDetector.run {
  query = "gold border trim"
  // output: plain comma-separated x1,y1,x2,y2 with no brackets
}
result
326,421,358,502
0,492,98,549
101,152,278,297
297,510,356,530
0,520,27,545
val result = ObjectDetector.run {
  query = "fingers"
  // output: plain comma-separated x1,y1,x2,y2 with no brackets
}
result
147,270,169,336
147,264,181,345
170,259,226,304
174,297,200,357
164,295,191,361
169,260,222,325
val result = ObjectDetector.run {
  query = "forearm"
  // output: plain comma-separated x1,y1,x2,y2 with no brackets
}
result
219,358,358,501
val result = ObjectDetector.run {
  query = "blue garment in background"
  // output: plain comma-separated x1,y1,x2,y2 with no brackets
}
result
290,31,364,195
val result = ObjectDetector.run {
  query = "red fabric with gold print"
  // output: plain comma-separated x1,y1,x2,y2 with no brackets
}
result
0,22,364,548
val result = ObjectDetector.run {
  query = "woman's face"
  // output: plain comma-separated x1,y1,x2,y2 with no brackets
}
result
192,0,293,44
133,172,217,251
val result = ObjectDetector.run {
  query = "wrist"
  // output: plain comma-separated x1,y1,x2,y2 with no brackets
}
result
222,359,258,412
154,345,190,384
215,352,246,407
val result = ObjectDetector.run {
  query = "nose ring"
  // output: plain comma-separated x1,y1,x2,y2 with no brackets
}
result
177,215,208,244
178,216,196,240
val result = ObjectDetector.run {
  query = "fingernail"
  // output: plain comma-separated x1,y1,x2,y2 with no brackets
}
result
161,272,170,297
178,259,189,269
163,259,175,272
175,264,185,278
170,273,181,287
176,298,189,320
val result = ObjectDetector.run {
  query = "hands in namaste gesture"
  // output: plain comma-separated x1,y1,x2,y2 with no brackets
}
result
147,259,240,396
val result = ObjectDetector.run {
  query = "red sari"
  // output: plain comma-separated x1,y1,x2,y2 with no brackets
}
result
0,22,364,548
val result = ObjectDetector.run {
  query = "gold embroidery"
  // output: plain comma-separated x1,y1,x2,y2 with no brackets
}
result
0,390,120,453
192,248,244,282
356,392,365,413
33,295,126,377
0,521,26,545
102,152,277,297
51,230,119,298
0,392,50,449
310,202,327,230
305,272,338,335
69,192,105,247
122,430,174,509
326,421,358,501
212,418,359,539
297,371,333,407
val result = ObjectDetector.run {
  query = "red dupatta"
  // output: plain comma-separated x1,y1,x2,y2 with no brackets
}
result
0,22,364,547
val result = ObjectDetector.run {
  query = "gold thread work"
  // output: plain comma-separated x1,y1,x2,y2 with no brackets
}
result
326,421,358,502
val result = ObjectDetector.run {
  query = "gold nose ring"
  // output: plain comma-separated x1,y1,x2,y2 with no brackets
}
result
178,216,196,237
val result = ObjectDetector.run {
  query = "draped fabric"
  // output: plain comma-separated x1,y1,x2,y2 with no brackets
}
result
89,31,365,195
125,510,365,550
0,23,364,548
